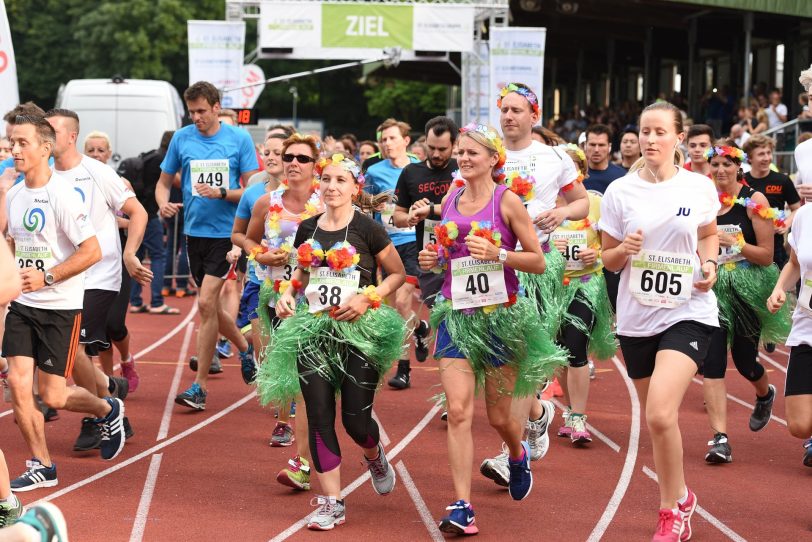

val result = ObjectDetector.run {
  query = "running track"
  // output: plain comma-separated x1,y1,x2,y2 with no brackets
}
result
2,296,809,541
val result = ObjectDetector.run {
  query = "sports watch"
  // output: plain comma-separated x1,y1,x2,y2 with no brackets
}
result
44,271,55,286
498,248,508,263
219,187,228,199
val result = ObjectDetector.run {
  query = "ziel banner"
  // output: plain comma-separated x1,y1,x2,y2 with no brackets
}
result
188,20,245,107
259,1,473,60
488,27,546,128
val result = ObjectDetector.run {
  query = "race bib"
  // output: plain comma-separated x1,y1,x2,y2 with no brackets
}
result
799,274,812,314
381,203,415,234
450,256,508,310
14,243,53,273
270,253,297,282
551,230,588,271
423,219,439,250
628,250,693,308
190,159,229,197
718,224,745,265
305,267,361,314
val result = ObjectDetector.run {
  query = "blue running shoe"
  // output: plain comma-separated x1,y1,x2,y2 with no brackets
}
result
217,338,233,358
438,500,478,536
508,441,533,501
175,383,207,410
290,400,296,418
240,343,256,384
10,459,57,492
99,397,126,461
804,438,812,468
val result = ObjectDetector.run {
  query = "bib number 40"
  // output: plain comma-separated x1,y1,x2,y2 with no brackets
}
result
465,273,489,295
640,269,682,296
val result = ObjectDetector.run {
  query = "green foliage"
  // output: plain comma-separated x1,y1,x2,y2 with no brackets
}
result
364,79,447,127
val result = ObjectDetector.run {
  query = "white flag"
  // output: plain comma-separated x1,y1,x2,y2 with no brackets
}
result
0,0,19,115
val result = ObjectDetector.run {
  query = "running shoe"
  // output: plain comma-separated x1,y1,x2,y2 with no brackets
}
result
269,422,294,447
307,496,345,531
438,499,478,536
387,361,410,389
364,442,396,495
34,395,59,423
17,502,68,542
803,438,812,468
120,355,139,393
479,443,510,487
558,408,573,438
704,433,732,464
175,382,207,410
239,344,256,384
216,338,233,359
508,441,533,501
74,417,102,451
677,488,698,541
652,509,684,542
189,353,222,374
110,375,129,401
10,459,57,492
100,397,126,461
414,320,430,362
0,494,23,527
289,401,296,418
123,416,134,440
765,343,776,353
570,414,592,445
749,384,775,432
440,410,448,422
527,399,554,460
589,360,596,380
277,456,311,490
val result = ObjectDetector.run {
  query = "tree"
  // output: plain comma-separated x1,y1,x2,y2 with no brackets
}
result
364,79,447,128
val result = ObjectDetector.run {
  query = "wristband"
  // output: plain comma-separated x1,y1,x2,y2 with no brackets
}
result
705,259,718,269
729,237,745,255
359,285,382,308
219,187,227,199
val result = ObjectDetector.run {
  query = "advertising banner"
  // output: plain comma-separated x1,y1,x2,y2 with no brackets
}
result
488,27,546,128
188,20,245,107
239,64,266,109
0,0,19,116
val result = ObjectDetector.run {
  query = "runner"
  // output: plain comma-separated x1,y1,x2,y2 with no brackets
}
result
616,128,641,171
480,82,589,486
419,123,565,535
5,115,126,493
246,132,285,188
256,152,406,531
600,101,719,541
0,240,21,527
155,81,258,410
683,124,714,177
701,144,790,464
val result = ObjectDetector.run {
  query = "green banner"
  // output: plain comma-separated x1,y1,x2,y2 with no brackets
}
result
322,4,413,49
661,0,812,18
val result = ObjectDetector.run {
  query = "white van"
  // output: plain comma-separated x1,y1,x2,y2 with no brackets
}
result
56,77,185,165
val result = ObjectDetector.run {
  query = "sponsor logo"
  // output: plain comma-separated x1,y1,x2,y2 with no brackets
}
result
23,208,45,233
74,187,85,202
676,207,691,217
689,341,698,351
42,358,53,367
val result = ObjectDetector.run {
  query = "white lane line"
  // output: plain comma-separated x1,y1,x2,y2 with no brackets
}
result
0,409,12,419
641,466,747,542
586,356,641,542
396,461,444,542
156,322,195,441
552,398,621,453
128,453,163,542
269,401,443,542
31,391,257,505
774,345,790,356
758,352,787,374
371,409,391,446
132,303,198,361
692,377,787,427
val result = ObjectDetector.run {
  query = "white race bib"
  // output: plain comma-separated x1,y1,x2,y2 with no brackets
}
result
551,230,588,271
450,256,508,310
629,250,693,308
718,224,745,265
305,267,361,314
190,159,229,197
799,274,812,315
423,219,439,250
382,203,415,234
14,243,53,274
270,253,296,282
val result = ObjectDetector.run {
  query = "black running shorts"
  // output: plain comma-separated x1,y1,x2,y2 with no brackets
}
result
81,289,118,355
186,236,233,287
786,344,812,396
618,320,716,379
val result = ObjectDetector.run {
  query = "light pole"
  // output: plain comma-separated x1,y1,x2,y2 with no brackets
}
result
290,86,299,129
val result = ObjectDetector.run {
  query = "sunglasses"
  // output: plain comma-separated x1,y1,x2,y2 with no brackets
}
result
282,153,315,164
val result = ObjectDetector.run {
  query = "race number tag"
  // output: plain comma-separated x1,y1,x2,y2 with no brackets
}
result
629,250,693,308
450,257,508,310
305,267,361,314
381,203,415,234
799,274,812,314
190,159,229,197
551,230,588,271
423,219,439,250
718,224,745,265
14,244,53,273
270,253,297,282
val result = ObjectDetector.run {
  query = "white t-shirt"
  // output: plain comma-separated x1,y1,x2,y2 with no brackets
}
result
794,138,812,189
787,204,812,346
56,155,135,291
765,103,788,129
599,168,721,336
6,174,96,310
503,140,579,243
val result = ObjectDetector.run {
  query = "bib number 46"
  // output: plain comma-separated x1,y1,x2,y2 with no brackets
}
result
640,269,682,296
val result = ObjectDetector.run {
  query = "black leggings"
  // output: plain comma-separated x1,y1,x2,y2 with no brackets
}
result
702,325,764,382
298,348,380,474
557,295,595,368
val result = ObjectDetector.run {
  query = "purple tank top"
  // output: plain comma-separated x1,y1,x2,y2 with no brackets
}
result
440,184,519,300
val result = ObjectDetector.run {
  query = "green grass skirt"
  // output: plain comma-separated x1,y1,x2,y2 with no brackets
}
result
517,246,567,337
560,271,617,360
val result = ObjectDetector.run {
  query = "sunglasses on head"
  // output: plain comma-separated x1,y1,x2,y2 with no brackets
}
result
282,153,315,164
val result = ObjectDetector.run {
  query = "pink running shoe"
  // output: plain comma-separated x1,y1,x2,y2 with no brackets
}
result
677,488,697,541
557,409,572,438
652,509,683,542
120,356,139,393
569,414,592,445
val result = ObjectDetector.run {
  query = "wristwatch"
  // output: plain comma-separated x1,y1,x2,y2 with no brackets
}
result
219,187,228,199
44,271,55,286
498,248,508,263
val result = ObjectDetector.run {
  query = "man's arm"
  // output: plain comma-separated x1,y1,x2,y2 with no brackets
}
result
156,172,181,218
119,197,153,285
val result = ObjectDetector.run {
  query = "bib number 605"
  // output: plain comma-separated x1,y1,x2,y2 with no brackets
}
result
640,269,682,296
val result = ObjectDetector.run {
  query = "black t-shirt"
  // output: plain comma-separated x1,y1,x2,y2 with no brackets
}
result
140,150,164,217
294,211,391,288
394,159,458,249
718,185,757,246
745,170,800,210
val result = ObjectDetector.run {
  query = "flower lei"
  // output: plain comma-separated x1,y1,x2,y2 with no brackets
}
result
451,169,466,189
426,219,459,272
496,83,540,115
296,240,360,273
296,240,325,270
470,221,502,247
560,172,585,193
718,192,787,228
273,278,302,295
359,285,382,309
505,171,535,202
560,217,599,231
704,146,747,163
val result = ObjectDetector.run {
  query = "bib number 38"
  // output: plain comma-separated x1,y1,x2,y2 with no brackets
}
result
628,250,693,308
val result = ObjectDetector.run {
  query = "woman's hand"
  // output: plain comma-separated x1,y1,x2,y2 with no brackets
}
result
620,230,644,256
418,246,439,271
578,247,598,267
766,288,786,314
465,235,499,261
717,231,736,248
275,291,297,319
694,261,717,292
332,294,371,322
553,237,568,256
256,248,289,267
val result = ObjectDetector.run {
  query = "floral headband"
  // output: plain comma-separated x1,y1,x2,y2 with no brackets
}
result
460,122,507,166
704,146,747,164
563,143,586,163
496,83,540,115
315,153,364,186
